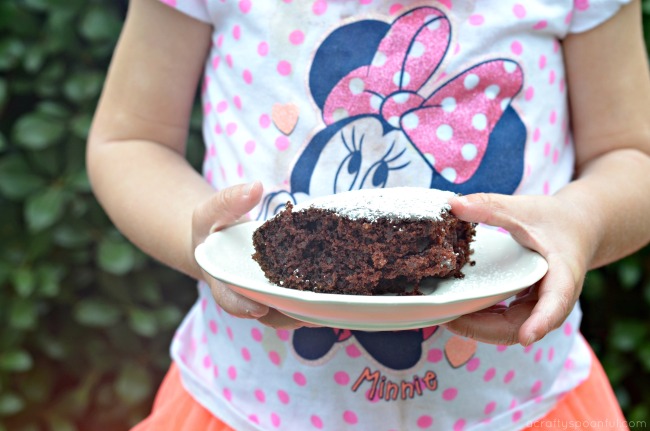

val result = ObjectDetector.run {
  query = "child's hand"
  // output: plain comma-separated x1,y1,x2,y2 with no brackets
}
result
191,182,307,329
444,192,594,347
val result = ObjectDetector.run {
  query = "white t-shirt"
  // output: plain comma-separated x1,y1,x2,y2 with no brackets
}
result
159,1,629,429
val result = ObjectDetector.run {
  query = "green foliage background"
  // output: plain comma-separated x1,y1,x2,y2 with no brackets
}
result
0,1,649,430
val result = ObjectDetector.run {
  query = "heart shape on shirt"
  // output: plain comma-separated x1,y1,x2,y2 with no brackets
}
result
272,102,299,135
444,335,477,368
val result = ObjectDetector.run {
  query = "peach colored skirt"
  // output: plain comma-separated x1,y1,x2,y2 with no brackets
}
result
132,346,628,431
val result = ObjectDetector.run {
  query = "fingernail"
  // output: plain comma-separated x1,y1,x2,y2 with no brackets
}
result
242,181,259,198
524,334,537,346
246,305,268,318
453,195,469,206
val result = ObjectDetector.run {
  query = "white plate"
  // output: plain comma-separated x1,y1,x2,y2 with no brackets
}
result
195,221,548,331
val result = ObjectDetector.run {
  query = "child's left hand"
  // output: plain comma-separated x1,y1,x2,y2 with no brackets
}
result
444,192,595,346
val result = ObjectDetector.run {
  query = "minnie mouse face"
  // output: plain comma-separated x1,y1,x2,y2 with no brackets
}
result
292,115,432,196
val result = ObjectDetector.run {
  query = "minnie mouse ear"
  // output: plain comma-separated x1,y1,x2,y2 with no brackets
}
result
309,20,389,111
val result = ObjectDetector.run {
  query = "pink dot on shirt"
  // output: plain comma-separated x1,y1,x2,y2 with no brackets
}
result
512,411,523,422
531,380,543,394
259,114,271,128
249,415,259,424
233,96,242,110
483,367,496,382
343,411,358,425
544,142,551,157
232,25,241,40
226,54,233,68
277,390,290,404
271,413,281,428
311,415,324,429
427,348,443,363
359,0,372,4
439,0,452,9
564,322,573,335
533,20,548,30
277,60,292,76
543,181,550,195
485,401,496,415
334,371,350,385
223,388,232,401
533,127,541,142
226,122,238,135
276,329,290,341
161,0,177,6
216,34,224,48
417,415,433,428
466,357,480,372
575,0,590,11
504,370,515,383
389,3,403,14
453,419,466,431
243,69,253,84
548,347,555,362
217,100,228,113
244,140,256,154
549,70,556,85
511,41,523,56
346,344,362,357
442,387,458,401
214,123,222,135
294,371,307,386
212,55,221,70
496,345,508,352
513,4,526,18
539,55,547,69
313,0,327,15
275,135,290,151
289,30,305,45
209,319,218,334
255,389,266,402
469,14,484,26
550,110,557,125
228,366,237,380
203,355,212,368
251,327,263,342
241,347,251,361
239,0,252,13
258,41,269,56
269,351,281,365
525,86,535,101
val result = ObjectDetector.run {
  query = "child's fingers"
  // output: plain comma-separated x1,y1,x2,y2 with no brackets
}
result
208,276,269,319
518,255,581,345
208,181,263,232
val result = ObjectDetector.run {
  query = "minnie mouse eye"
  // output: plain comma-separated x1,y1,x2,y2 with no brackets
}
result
371,161,389,187
348,151,362,175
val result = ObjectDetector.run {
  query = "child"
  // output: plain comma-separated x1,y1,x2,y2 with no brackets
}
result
87,0,650,429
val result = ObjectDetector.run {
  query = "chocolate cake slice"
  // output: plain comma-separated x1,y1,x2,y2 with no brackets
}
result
252,188,475,296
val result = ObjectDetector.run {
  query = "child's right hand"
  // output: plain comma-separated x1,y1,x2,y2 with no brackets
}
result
191,181,307,329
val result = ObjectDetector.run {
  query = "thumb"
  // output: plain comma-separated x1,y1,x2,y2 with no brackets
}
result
193,181,263,245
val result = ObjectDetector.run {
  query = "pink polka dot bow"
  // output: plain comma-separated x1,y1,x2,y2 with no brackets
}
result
323,7,524,184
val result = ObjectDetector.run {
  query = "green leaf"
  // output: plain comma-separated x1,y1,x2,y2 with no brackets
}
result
12,267,36,297
25,186,68,232
128,308,158,337
610,321,648,352
79,6,122,42
12,112,66,150
0,155,47,199
0,38,25,71
114,363,152,405
0,349,33,372
63,72,104,103
9,298,38,330
0,78,8,110
74,299,122,327
0,392,25,416
97,235,137,275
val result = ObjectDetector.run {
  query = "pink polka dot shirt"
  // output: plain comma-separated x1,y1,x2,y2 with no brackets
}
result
160,1,629,429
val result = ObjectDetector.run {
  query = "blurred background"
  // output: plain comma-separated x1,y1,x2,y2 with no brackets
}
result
0,1,649,430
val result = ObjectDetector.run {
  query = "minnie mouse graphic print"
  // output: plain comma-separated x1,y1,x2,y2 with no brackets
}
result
161,1,630,430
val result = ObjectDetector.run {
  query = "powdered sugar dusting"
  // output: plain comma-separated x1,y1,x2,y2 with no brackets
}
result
294,187,456,221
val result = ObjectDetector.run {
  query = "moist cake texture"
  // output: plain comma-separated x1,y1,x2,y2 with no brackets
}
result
252,188,475,296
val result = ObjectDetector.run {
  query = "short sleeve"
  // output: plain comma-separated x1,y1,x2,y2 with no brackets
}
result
567,0,632,33
158,0,211,24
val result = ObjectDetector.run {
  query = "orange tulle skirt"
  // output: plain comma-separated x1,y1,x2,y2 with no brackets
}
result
131,346,628,431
